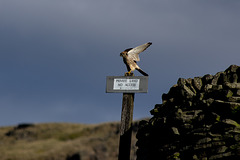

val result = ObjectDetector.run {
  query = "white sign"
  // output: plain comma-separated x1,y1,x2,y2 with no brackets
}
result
106,76,148,93
113,79,140,90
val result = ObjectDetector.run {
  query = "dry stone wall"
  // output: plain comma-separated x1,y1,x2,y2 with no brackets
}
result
136,65,240,160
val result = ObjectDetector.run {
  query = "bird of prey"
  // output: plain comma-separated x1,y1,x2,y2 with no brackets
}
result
120,42,152,76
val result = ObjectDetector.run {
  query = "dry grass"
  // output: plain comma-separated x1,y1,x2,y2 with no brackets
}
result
0,121,139,160
0,123,88,160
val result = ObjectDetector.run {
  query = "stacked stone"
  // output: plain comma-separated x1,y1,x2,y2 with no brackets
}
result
136,65,240,160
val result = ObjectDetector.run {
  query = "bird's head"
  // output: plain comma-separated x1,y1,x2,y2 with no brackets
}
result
120,51,128,57
120,48,132,57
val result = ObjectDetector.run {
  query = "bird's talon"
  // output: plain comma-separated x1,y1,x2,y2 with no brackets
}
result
125,71,134,76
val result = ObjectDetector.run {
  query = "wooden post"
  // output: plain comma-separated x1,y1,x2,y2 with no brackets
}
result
118,73,135,160
106,73,148,159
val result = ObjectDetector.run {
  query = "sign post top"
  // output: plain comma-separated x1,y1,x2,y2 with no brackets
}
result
106,76,148,93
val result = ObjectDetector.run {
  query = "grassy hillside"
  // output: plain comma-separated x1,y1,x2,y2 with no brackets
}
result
0,121,140,160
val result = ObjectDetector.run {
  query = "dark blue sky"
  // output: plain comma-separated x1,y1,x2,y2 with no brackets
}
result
1,1,240,126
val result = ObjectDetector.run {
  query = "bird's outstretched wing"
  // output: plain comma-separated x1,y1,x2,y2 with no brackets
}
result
127,42,152,61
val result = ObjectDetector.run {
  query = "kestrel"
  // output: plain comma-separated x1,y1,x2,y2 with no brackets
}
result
120,42,152,76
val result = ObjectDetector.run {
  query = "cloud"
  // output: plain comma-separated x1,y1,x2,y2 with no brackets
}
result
0,0,240,126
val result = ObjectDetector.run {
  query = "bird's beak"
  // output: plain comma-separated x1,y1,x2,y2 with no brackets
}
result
120,53,123,57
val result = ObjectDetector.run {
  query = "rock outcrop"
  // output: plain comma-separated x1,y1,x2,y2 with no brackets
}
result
136,65,240,160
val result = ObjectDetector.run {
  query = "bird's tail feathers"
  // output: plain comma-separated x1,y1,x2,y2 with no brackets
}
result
136,68,148,76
